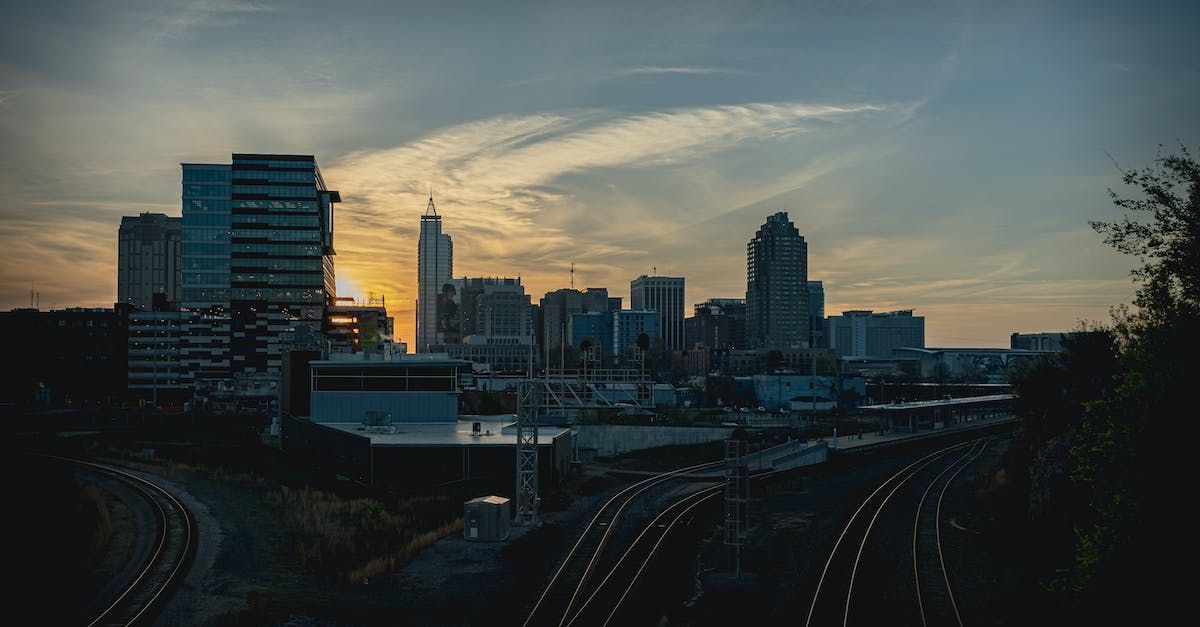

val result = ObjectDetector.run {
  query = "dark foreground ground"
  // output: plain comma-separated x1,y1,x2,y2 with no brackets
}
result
610,433,1067,626
10,415,1057,625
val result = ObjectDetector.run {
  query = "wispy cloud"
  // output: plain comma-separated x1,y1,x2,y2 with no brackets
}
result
326,100,894,343
612,65,750,77
153,0,277,40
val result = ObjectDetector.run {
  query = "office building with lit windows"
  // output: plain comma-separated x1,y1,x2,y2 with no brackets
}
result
181,154,339,385
630,275,685,351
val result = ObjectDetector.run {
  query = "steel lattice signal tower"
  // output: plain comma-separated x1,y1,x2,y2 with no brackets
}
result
514,380,543,526
724,438,749,578
513,364,654,527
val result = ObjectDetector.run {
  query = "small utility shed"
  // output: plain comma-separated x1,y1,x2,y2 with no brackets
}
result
464,495,510,542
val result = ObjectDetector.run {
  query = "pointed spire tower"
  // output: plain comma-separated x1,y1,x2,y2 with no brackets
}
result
426,188,438,216
417,189,453,352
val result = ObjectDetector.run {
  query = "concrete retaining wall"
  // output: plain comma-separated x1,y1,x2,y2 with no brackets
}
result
573,424,735,458
769,441,828,469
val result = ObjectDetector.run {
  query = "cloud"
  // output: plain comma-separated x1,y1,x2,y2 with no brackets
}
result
612,65,750,77
325,100,894,344
153,0,277,40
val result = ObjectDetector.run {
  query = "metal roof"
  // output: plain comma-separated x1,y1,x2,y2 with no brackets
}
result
468,495,510,505
311,356,469,368
860,394,1014,411
319,417,569,447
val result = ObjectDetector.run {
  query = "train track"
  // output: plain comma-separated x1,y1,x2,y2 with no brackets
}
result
37,455,196,627
531,431,1004,626
913,439,992,626
568,466,793,627
523,460,723,627
805,437,993,627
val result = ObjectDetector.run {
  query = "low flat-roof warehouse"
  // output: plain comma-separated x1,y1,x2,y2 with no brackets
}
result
281,353,571,490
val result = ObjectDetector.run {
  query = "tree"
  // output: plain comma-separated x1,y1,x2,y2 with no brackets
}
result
763,349,783,373
1090,144,1199,320
1046,145,1198,617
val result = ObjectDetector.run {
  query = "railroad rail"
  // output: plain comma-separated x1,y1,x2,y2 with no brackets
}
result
523,459,723,627
34,454,196,627
568,465,790,626
805,437,994,627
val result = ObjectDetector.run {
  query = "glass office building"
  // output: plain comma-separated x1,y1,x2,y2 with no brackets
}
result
181,154,339,378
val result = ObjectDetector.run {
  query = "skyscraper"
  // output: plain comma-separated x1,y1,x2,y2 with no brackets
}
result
630,275,685,350
808,280,825,348
181,153,338,378
118,213,182,310
417,196,452,352
746,211,808,349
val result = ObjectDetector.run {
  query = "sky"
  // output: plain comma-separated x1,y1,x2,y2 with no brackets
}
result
1,0,1196,348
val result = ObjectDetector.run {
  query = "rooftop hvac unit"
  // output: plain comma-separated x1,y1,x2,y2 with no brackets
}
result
363,410,395,434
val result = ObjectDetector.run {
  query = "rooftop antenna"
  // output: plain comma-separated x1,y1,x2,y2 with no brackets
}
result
425,185,437,216
570,261,575,290
652,265,657,276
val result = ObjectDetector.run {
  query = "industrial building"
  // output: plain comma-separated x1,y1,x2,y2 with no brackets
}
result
0,305,130,407
861,394,1014,433
827,309,925,358
891,347,1049,382
751,374,867,412
281,353,572,491
1010,332,1074,352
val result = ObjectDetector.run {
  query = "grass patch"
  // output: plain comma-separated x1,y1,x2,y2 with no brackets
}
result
79,483,114,565
268,486,463,584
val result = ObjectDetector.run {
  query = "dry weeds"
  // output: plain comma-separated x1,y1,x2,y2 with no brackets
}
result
268,486,462,584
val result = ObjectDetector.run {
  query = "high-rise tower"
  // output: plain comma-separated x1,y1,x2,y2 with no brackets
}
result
181,153,338,378
118,213,182,310
746,211,808,349
417,195,453,352
630,275,685,351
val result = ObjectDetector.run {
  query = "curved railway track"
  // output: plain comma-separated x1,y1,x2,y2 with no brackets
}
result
569,467,789,627
914,439,992,626
35,454,196,627
529,432,1003,627
523,460,723,627
805,437,993,627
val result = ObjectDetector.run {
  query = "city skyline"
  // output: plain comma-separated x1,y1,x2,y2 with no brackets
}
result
3,1,1198,347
